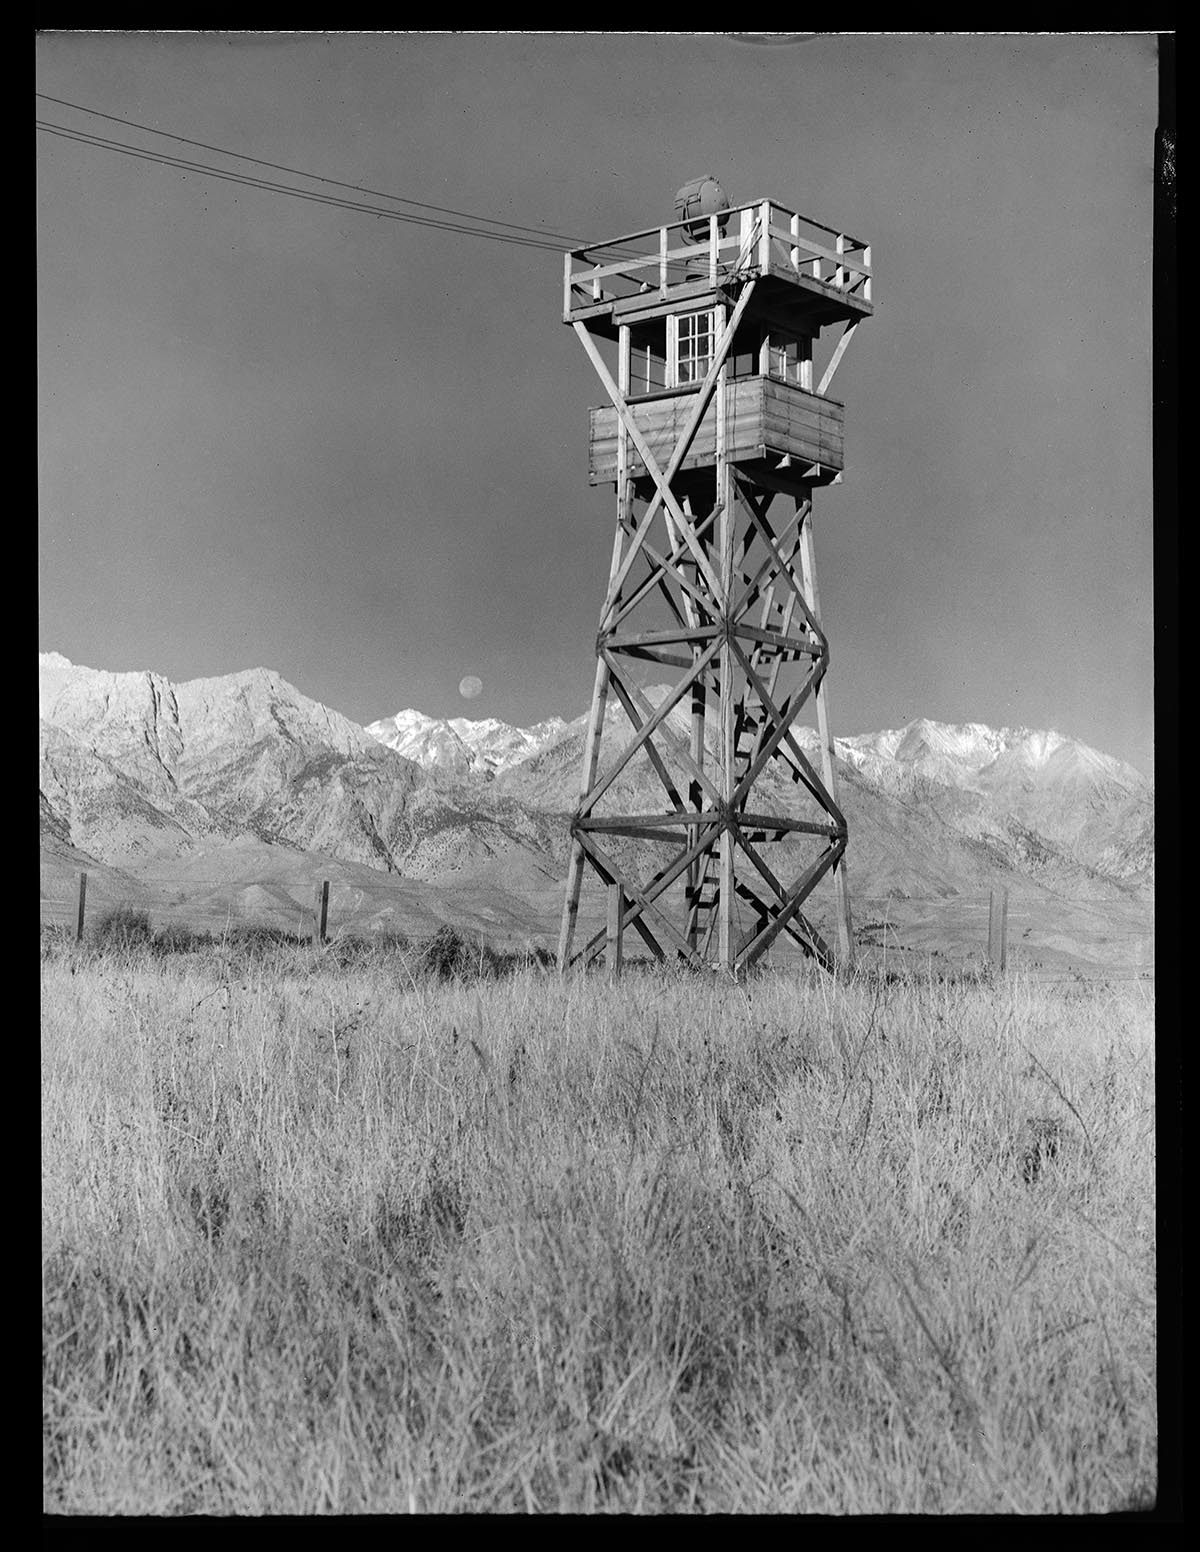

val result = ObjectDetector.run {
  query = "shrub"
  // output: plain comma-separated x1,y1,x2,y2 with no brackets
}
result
487,943,556,976
420,924,472,979
225,925,310,954
322,931,412,970
92,905,154,950
40,923,72,958
153,924,214,955
418,925,515,980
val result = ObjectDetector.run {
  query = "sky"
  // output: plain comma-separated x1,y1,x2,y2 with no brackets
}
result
37,32,1160,776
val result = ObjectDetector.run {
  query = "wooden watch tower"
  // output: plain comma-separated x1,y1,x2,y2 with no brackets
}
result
556,185,873,974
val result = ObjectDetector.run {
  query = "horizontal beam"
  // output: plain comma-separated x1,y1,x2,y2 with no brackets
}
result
579,811,722,832
573,829,714,968
604,624,721,651
735,622,824,657
737,812,843,839
608,646,696,670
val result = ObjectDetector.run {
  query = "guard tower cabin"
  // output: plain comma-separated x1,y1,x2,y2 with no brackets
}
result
557,189,873,976
565,197,872,492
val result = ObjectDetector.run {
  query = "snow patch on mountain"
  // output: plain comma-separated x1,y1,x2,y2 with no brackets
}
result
837,718,1145,793
367,708,571,778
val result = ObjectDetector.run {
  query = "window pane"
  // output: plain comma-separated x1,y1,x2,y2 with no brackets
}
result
675,310,713,387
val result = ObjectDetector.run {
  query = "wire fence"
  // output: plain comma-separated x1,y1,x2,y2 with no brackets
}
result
39,867,554,954
41,865,1155,982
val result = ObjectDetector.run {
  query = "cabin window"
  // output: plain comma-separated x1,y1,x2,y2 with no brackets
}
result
673,309,714,386
628,321,668,397
729,343,758,380
766,332,812,390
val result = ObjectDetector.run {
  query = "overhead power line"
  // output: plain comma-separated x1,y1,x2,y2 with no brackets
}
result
37,120,572,252
35,93,666,263
36,90,592,251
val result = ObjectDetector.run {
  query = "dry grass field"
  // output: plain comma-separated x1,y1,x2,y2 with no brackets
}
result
42,930,1156,1514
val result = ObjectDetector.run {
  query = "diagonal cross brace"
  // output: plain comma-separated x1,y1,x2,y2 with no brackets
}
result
611,505,720,632
577,639,725,818
730,640,844,825
573,278,758,617
595,647,726,813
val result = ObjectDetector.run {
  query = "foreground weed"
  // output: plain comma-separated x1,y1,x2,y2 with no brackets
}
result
43,953,1156,1514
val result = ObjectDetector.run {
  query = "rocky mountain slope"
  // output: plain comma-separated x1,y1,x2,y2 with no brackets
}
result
376,695,1153,894
40,653,1153,960
38,654,562,892
367,707,570,780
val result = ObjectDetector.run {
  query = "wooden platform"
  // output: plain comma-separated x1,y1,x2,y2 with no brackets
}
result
564,198,873,340
588,378,845,486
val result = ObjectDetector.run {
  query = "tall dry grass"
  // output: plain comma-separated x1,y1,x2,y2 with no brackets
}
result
42,937,1156,1513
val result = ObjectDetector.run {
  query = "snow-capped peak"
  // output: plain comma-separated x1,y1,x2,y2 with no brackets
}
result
366,707,572,778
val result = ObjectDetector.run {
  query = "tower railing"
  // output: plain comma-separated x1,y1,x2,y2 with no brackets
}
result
563,198,872,320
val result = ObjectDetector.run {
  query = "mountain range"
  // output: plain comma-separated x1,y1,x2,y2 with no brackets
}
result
39,653,1154,966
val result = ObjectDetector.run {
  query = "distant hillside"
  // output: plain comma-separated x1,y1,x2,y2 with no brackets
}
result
40,654,1153,962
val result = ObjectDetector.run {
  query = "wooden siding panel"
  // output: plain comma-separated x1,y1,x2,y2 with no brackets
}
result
589,380,844,483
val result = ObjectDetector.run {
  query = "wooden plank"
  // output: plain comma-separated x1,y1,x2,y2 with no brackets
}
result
579,642,722,818
757,422,843,464
989,888,1009,971
577,331,724,598
738,811,843,838
761,387,846,427
580,810,721,834
729,490,802,619
817,321,859,396
735,621,824,656
601,652,725,812
605,624,721,651
572,834,671,965
741,499,826,644
592,381,844,436
686,561,709,952
762,379,846,418
758,406,844,441
611,283,720,325
618,322,631,397
602,663,689,812
607,883,624,981
590,389,844,483
797,511,854,966
609,646,695,670
729,647,839,818
717,316,737,970
573,829,709,968
766,220,872,279
737,842,843,970
579,284,760,613
557,470,630,970
610,511,718,631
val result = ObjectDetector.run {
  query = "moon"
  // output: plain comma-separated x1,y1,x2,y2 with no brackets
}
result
458,675,483,700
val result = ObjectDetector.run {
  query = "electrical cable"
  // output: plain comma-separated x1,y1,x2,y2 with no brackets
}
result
37,120,572,252
36,94,713,268
37,90,593,248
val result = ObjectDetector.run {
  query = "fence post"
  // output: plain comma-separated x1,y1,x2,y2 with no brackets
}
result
607,882,624,983
988,888,1008,972
75,870,88,943
317,880,330,945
